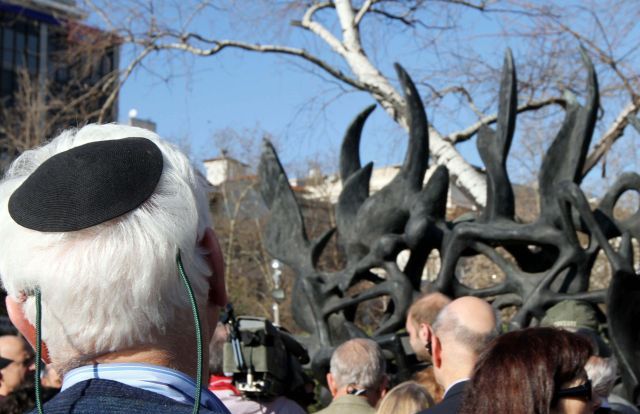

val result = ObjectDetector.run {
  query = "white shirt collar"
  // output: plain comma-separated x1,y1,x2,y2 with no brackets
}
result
62,362,230,413
443,378,470,397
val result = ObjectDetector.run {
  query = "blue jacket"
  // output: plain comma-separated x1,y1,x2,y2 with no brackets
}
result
29,378,228,413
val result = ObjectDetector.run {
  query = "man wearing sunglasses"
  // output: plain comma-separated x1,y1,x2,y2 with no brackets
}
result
0,335,35,398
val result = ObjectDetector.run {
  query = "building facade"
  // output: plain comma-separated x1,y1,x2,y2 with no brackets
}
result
0,0,119,126
0,0,119,326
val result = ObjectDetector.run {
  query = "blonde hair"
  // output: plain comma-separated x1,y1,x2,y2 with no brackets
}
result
376,381,434,414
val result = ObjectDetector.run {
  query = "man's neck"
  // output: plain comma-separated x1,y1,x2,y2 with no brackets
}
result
333,387,378,408
91,345,197,378
435,345,476,392
437,362,473,392
443,377,469,396
333,387,354,399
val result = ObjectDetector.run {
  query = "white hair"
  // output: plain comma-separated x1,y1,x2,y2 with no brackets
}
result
0,124,213,372
586,356,618,398
330,338,386,390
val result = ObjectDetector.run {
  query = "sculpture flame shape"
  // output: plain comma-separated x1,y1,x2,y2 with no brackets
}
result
258,51,640,403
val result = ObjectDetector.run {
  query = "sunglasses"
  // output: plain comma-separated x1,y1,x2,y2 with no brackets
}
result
0,355,34,370
556,379,592,401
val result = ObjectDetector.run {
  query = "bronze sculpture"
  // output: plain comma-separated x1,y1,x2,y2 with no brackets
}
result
257,50,640,405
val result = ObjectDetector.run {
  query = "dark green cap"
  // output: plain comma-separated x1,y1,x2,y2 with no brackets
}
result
540,300,610,357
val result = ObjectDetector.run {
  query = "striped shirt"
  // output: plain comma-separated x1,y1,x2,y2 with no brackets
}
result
62,363,230,413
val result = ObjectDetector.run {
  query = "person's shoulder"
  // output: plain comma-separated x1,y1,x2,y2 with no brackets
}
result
317,396,375,414
314,404,334,414
28,379,226,414
418,382,467,414
418,405,446,414
267,396,306,414
418,403,457,414
213,392,263,414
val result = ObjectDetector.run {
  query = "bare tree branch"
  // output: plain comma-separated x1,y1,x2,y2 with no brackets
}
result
301,1,334,23
448,0,489,10
87,0,640,207
99,45,155,122
141,37,366,91
582,101,640,177
447,97,567,144
369,8,425,28
335,0,361,51
547,17,639,99
354,0,379,26
437,85,487,118
294,1,346,53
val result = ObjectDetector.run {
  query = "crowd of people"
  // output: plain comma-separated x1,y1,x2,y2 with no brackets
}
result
0,124,636,413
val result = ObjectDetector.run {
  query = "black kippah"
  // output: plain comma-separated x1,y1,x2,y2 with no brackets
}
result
8,137,164,232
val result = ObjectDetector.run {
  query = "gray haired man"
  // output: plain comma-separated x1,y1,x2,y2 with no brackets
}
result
0,124,229,413
318,338,388,414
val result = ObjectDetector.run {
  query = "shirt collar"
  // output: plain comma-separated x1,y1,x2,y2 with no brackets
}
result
63,363,230,413
333,394,373,406
443,378,469,397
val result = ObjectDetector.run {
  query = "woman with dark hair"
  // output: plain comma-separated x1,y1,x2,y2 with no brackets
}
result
459,327,596,414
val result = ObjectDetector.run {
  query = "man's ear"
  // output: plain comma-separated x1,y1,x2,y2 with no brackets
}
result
379,374,389,398
5,296,51,363
327,373,338,397
431,331,442,369
200,227,227,308
419,322,431,344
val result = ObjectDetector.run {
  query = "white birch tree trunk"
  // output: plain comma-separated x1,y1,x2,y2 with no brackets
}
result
330,0,487,206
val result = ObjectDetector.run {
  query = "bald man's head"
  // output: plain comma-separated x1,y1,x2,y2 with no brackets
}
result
432,296,498,356
428,297,498,389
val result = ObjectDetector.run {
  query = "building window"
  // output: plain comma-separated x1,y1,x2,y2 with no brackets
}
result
0,17,41,96
14,27,25,68
1,69,13,95
100,53,111,75
2,28,14,71
27,34,38,74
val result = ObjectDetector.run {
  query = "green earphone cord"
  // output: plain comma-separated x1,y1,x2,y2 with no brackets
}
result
35,288,43,414
176,251,204,414
33,252,204,414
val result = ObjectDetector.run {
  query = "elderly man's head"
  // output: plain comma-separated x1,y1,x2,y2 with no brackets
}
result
327,338,388,407
429,296,498,388
0,124,226,376
0,335,34,396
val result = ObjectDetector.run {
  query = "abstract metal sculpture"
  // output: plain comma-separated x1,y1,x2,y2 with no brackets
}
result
257,50,640,404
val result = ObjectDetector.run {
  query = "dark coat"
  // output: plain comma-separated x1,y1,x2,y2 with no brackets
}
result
418,380,467,414
28,378,227,414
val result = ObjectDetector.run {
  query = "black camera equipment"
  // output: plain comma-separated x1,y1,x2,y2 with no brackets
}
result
221,304,310,399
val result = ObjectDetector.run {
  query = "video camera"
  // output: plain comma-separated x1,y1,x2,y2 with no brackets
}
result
221,304,310,399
